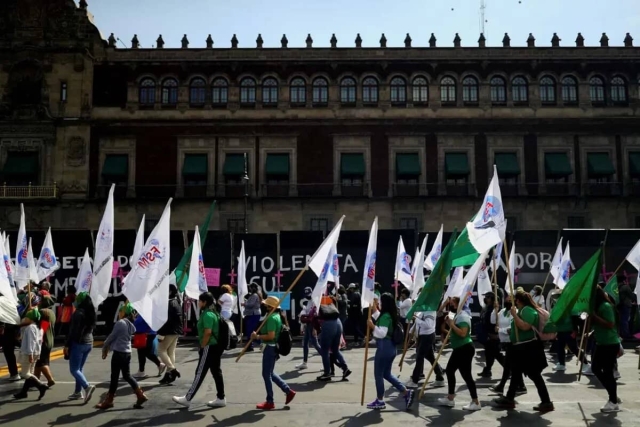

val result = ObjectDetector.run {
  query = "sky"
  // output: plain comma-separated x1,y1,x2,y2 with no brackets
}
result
79,0,640,49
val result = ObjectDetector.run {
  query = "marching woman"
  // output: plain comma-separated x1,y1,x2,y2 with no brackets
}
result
241,283,262,352
489,295,526,396
173,292,226,408
218,285,234,321
158,285,183,384
437,296,480,411
366,292,414,411
95,303,148,409
296,287,321,369
494,292,553,412
133,314,166,379
591,286,622,413
65,292,96,404
13,307,49,400
316,296,351,382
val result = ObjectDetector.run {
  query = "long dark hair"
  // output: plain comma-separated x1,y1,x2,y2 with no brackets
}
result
199,292,216,311
379,292,398,325
514,291,537,309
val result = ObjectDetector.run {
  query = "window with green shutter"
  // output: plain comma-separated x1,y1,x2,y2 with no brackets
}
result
586,152,615,178
2,151,39,186
629,152,640,179
444,153,470,178
544,152,572,178
494,152,520,176
396,153,421,178
265,153,290,181
340,153,365,177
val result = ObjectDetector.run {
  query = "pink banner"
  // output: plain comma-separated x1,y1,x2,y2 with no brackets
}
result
111,261,120,278
205,268,220,287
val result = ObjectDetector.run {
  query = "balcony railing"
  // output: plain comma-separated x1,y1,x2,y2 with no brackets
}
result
583,182,623,197
439,182,477,197
0,183,58,199
543,182,578,197
626,182,640,196
392,183,426,197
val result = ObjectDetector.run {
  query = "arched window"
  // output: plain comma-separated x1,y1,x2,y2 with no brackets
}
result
490,76,506,104
462,76,479,103
611,76,627,103
412,77,428,104
312,77,329,105
189,78,206,105
512,76,528,103
340,77,356,104
161,78,178,105
590,76,605,103
240,77,256,104
262,78,278,105
212,78,228,105
440,76,456,103
290,78,306,105
561,76,578,104
362,77,378,104
390,77,406,104
540,76,556,104
139,78,156,105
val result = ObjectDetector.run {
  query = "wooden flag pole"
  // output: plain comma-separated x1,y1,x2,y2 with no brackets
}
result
577,317,591,381
235,268,307,362
397,317,413,371
502,238,519,342
360,305,373,406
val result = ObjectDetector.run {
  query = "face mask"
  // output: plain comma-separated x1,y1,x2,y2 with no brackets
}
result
504,302,512,310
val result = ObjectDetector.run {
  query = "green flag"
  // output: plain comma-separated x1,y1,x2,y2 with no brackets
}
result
603,275,620,305
451,226,480,267
407,228,458,319
176,201,216,292
546,249,601,330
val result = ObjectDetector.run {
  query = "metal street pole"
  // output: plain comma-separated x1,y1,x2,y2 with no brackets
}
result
243,152,249,234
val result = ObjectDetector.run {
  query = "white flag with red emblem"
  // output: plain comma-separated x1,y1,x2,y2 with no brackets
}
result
466,166,506,253
184,225,207,300
361,217,378,308
91,184,115,309
75,248,94,294
395,237,413,290
37,228,59,282
14,204,29,289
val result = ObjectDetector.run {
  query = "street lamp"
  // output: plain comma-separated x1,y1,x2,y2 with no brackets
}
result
243,152,249,234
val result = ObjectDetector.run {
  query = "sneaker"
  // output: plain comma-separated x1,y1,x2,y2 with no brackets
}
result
431,380,446,388
256,401,275,410
8,375,21,382
295,362,308,370
533,402,555,412
553,364,566,372
316,374,332,382
172,396,191,408
582,364,594,376
463,401,482,411
613,370,621,379
493,396,516,409
600,401,620,413
83,385,96,404
206,398,226,408
158,363,167,377
133,371,147,379
515,387,528,396
404,390,415,410
285,390,296,405
437,397,455,407
68,392,84,400
366,399,386,410
369,339,376,345
405,380,420,388
477,370,492,378
488,386,504,394
342,368,352,381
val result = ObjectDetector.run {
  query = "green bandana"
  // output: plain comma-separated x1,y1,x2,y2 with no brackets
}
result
120,302,135,317
75,292,89,307
25,308,41,322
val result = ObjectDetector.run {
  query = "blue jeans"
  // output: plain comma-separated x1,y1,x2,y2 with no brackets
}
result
69,342,92,393
319,319,347,375
374,338,406,399
620,305,631,338
245,315,261,346
262,345,290,403
303,324,321,362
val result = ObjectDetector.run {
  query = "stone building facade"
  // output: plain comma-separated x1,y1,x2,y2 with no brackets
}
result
1,0,640,234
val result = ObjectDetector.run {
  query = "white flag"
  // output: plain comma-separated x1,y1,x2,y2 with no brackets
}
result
123,199,172,331
91,184,115,309
237,241,248,317
14,204,29,288
477,258,493,308
625,238,640,271
504,242,516,294
1,234,16,299
326,246,340,285
27,239,39,284
308,216,344,278
184,225,207,300
549,238,563,282
0,236,16,303
130,215,145,268
457,249,491,299
75,248,94,294
424,225,443,270
412,234,429,299
395,237,413,289
37,228,59,282
556,241,571,290
466,165,506,253
635,274,640,306
311,243,337,309
444,266,465,300
361,217,378,308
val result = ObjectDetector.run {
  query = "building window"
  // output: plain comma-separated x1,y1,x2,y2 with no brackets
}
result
182,153,208,197
139,78,156,105
240,77,256,105
262,78,278,106
101,154,128,197
440,76,456,103
390,77,406,105
562,76,578,104
290,78,306,105
144,217,159,231
462,76,479,104
540,76,556,104
212,78,229,105
310,217,330,234
362,77,378,104
1,151,39,186
340,77,356,104
399,217,419,231
60,81,68,103
505,216,518,232
227,218,246,233
189,78,206,106
412,77,428,104
312,77,328,105
490,76,506,104
590,76,605,103
512,76,528,103
611,76,627,103
567,215,586,228
161,78,178,105
635,216,640,228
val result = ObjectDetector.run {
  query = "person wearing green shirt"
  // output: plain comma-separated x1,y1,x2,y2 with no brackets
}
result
591,287,622,413
437,296,480,411
552,296,589,372
173,292,226,409
253,296,296,411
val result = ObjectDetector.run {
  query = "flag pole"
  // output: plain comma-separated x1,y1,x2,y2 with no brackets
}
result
397,315,412,371
235,267,307,362
540,230,562,296
502,237,519,342
360,305,373,406
491,256,499,318
576,317,590,380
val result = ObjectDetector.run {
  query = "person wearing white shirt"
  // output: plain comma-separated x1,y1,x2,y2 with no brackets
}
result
218,285,234,320
405,310,445,389
398,289,413,321
531,285,546,310
488,298,526,395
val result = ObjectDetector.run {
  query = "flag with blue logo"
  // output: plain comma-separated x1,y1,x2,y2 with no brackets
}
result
185,225,207,300
395,236,413,290
424,225,443,270
467,165,506,253
0,235,16,303
549,238,563,283
75,248,93,294
37,228,59,282
361,217,378,308
411,234,429,299
14,204,29,288
311,243,338,309
555,241,572,290
91,184,115,309
1,233,16,299
309,216,344,308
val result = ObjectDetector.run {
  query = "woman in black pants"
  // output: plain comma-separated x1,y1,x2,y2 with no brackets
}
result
489,296,526,395
494,292,553,412
437,297,480,411
133,315,165,378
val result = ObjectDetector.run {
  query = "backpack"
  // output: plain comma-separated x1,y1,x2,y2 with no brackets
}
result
391,321,405,346
532,307,557,341
214,314,238,351
277,314,293,356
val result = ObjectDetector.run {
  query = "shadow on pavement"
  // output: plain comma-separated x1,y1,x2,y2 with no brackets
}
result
328,409,384,427
424,406,468,426
543,371,579,384
209,409,266,426
93,407,209,427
